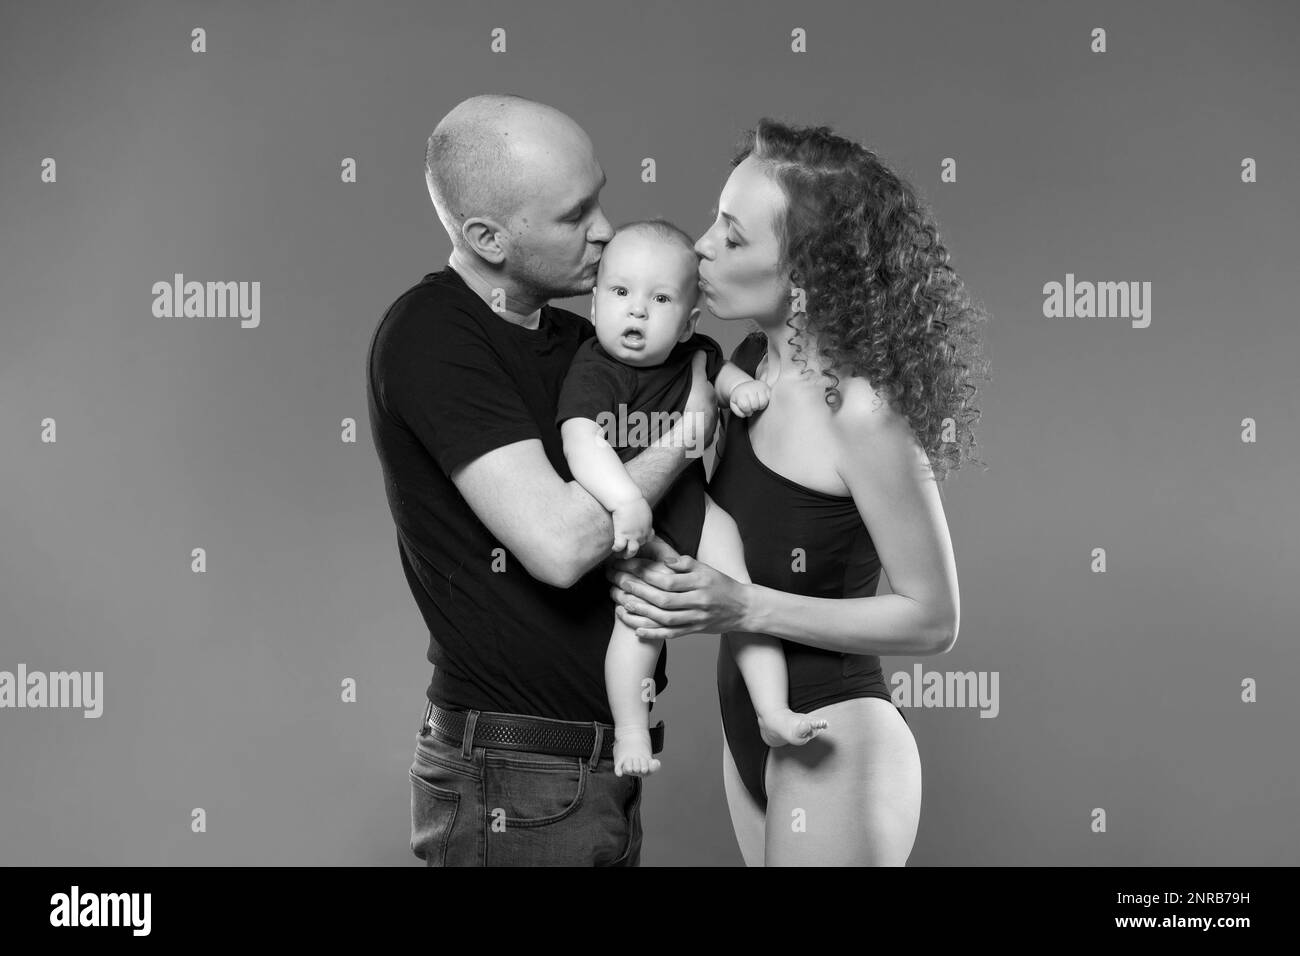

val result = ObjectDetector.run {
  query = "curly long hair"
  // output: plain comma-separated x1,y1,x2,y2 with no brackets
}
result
731,118,991,482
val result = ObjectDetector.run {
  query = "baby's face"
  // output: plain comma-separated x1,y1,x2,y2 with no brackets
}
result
590,232,700,367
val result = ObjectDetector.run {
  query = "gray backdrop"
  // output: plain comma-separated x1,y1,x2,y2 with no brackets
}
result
2,0,1297,865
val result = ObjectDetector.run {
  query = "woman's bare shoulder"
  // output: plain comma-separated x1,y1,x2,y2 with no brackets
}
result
829,371,902,434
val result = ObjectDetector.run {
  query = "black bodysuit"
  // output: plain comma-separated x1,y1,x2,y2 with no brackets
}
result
711,332,907,809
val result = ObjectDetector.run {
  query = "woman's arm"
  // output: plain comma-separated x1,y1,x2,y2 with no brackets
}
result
608,551,950,657
605,395,959,656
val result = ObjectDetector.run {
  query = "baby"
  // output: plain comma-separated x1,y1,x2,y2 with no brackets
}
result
556,220,828,778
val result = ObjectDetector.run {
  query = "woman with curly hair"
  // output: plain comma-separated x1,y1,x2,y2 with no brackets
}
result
606,117,990,865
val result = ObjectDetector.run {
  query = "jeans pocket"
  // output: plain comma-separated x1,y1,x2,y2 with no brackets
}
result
482,752,587,828
409,770,460,865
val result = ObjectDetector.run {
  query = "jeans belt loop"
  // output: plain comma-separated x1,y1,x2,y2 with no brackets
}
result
589,722,604,770
419,700,433,736
461,710,480,759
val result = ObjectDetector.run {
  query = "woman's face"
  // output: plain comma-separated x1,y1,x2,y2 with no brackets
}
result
694,155,791,325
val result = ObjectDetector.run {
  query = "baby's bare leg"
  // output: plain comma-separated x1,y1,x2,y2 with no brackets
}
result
605,615,664,777
697,494,828,748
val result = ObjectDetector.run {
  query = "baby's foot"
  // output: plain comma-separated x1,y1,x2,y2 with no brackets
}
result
613,729,661,777
757,708,828,748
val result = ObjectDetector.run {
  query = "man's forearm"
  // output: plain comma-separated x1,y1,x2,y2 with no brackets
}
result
625,441,687,508
627,396,713,506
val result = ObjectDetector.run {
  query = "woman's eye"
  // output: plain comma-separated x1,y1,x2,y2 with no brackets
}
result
724,238,739,249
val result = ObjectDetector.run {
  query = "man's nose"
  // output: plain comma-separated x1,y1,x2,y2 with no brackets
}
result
589,206,615,244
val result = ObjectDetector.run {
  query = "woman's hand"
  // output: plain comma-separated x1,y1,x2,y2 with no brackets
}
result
605,534,753,639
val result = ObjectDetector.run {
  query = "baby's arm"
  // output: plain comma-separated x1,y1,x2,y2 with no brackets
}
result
560,417,654,557
712,360,770,418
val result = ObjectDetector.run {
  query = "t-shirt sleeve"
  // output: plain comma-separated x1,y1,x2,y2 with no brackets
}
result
682,332,727,383
377,301,540,478
702,335,722,382
555,345,628,427
729,331,766,377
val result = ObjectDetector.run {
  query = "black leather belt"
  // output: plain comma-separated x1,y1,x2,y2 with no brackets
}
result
422,701,665,761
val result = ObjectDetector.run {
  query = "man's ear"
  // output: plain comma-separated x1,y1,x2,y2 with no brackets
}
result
463,218,507,265
677,307,701,342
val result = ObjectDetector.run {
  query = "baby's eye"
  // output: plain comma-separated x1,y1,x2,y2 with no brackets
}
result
612,286,627,296
653,294,670,304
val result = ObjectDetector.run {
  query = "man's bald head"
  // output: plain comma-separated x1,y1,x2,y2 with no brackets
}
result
424,94,592,250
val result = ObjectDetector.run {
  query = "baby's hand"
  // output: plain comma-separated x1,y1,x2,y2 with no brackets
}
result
729,380,771,418
611,497,654,558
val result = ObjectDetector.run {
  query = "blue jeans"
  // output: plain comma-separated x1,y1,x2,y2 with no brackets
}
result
408,702,645,866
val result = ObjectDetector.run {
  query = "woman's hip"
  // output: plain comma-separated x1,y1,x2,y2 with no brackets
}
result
766,696,920,794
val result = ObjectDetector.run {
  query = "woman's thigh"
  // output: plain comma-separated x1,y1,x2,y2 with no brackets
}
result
721,730,766,867
763,697,921,866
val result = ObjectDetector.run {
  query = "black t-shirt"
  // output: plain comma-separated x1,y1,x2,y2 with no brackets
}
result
555,332,727,558
366,266,667,723
555,333,726,462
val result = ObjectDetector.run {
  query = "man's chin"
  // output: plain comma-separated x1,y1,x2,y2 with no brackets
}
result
553,275,597,299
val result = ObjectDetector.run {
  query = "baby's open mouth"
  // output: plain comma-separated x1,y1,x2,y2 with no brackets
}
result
620,327,645,349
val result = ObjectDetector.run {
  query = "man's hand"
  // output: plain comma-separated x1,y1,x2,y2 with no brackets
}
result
728,379,771,418
604,536,753,639
679,351,719,456
610,495,654,558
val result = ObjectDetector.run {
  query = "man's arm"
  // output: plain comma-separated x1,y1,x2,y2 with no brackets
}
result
627,349,717,505
452,350,717,588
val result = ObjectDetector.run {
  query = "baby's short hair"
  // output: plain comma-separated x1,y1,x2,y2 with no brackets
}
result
611,218,701,306
614,217,697,256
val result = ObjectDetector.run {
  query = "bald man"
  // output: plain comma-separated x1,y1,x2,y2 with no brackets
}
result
366,94,717,866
